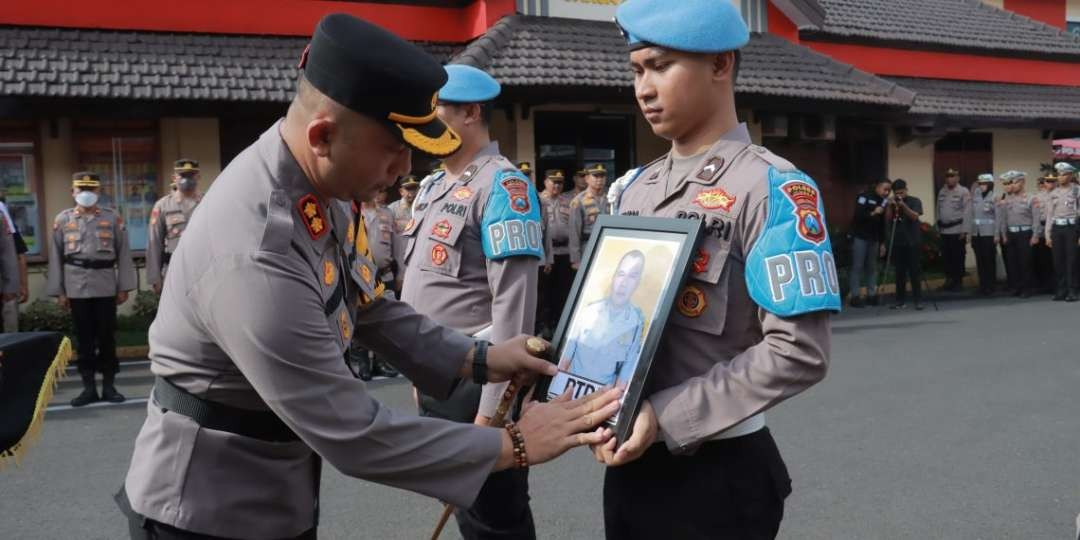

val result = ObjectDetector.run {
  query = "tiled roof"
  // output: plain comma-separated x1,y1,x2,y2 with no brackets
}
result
0,26,462,101
804,0,1080,57
886,76,1080,123
453,15,915,107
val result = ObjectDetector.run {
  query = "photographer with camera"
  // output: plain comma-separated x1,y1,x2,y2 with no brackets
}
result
885,179,925,310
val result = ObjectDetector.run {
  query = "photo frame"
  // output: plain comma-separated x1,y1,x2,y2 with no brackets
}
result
537,215,704,445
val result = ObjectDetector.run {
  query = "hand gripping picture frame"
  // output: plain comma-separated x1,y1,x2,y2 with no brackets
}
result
537,214,703,445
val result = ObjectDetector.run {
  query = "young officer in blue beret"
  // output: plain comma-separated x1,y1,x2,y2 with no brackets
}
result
402,63,544,539
596,1,840,538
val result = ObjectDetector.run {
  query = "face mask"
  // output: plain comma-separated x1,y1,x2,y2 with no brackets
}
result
75,191,99,208
177,177,197,192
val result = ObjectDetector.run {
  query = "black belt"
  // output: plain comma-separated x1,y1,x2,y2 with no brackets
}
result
64,257,116,269
937,219,962,229
552,239,568,248
152,376,300,442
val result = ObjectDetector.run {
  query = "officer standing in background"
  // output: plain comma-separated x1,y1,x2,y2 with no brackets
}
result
569,163,610,270
572,169,588,196
146,159,203,295
400,64,543,539
998,171,1037,297
47,172,137,407
517,161,534,185
388,175,419,233
121,15,618,540
1045,162,1080,302
936,168,971,292
0,193,28,331
598,2,838,537
971,173,999,296
1033,175,1057,293
538,169,574,337
352,194,401,380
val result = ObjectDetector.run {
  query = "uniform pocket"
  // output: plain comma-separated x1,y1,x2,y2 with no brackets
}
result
670,237,731,336
63,232,82,255
96,230,115,253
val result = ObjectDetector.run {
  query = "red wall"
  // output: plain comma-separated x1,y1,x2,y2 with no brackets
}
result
767,1,800,43
804,41,1080,86
1004,0,1066,29
0,0,515,42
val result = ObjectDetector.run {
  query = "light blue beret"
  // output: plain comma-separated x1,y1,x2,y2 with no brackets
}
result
615,0,750,53
439,64,501,104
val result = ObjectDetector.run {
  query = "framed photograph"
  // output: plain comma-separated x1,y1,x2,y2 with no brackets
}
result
538,215,703,444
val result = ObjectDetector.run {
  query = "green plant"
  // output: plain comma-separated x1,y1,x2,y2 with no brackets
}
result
131,289,159,324
18,299,73,334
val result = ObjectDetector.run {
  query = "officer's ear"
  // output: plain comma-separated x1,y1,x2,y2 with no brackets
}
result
711,51,737,83
306,118,335,158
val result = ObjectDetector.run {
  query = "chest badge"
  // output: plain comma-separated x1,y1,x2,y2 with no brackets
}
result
692,248,710,274
500,176,532,214
432,219,452,239
696,157,725,181
677,285,707,318
693,188,737,212
359,264,373,284
452,187,473,201
339,310,352,341
346,218,356,246
297,194,327,240
781,181,827,245
323,260,336,286
431,244,449,266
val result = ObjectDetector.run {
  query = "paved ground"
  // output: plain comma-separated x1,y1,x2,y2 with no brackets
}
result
2,293,1079,539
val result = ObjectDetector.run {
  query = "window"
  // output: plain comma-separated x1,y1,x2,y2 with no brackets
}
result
0,142,42,254
75,121,160,252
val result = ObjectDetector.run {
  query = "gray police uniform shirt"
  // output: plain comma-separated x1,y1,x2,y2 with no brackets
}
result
1045,184,1080,241
124,122,501,540
560,299,644,386
616,123,832,453
387,198,412,234
569,189,610,264
998,193,1038,237
400,141,541,418
46,206,136,298
361,203,400,282
1033,190,1052,234
936,184,972,235
0,217,17,295
971,189,998,237
146,191,202,287
541,191,574,264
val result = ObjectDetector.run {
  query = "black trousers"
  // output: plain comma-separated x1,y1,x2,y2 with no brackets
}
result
143,521,316,540
1004,231,1034,293
418,384,536,540
892,243,922,303
1033,230,1056,292
940,234,966,286
603,428,790,540
1051,224,1079,295
972,235,997,293
69,296,118,377
537,254,573,333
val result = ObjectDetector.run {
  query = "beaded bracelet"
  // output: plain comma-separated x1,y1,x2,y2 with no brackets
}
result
504,421,528,469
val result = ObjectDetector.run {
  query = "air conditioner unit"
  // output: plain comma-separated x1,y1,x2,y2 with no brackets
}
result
798,115,836,141
759,113,788,138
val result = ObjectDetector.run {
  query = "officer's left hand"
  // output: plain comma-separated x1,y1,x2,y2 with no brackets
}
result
591,399,658,466
116,291,129,305
1029,236,1038,247
480,335,557,385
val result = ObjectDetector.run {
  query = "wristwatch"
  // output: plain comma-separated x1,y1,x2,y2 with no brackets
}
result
471,340,491,385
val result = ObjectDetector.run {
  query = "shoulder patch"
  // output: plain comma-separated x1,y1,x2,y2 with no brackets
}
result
296,194,327,241
745,167,841,317
481,168,543,261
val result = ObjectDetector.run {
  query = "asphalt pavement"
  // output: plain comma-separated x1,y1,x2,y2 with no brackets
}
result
1,293,1078,539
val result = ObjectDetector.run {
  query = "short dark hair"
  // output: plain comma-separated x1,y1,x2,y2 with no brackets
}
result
441,101,494,126
892,179,907,191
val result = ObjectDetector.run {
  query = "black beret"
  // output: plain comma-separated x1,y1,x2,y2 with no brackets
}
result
299,14,461,157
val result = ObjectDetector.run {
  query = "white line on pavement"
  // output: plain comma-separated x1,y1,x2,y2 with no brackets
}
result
47,397,150,412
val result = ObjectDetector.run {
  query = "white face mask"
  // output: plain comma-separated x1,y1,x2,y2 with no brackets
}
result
75,191,99,208
177,177,197,192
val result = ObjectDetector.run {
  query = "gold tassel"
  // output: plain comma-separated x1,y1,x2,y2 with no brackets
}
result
0,337,73,471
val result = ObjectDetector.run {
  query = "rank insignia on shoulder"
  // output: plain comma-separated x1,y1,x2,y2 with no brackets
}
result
697,157,725,181
359,264,373,284
431,244,448,266
462,164,478,180
452,187,473,201
432,219,452,239
297,194,327,240
677,285,706,318
693,188,736,212
339,310,352,341
150,207,160,225
323,260,336,286
692,248,710,274
347,218,356,245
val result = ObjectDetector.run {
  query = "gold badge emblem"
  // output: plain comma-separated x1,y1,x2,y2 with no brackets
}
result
296,194,327,240
339,310,352,341
323,260,336,286
359,264,373,284
347,218,356,245
677,285,707,318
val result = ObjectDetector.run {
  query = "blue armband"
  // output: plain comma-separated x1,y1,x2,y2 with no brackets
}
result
482,168,544,260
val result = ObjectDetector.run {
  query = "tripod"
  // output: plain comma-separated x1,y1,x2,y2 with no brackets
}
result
876,205,939,311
